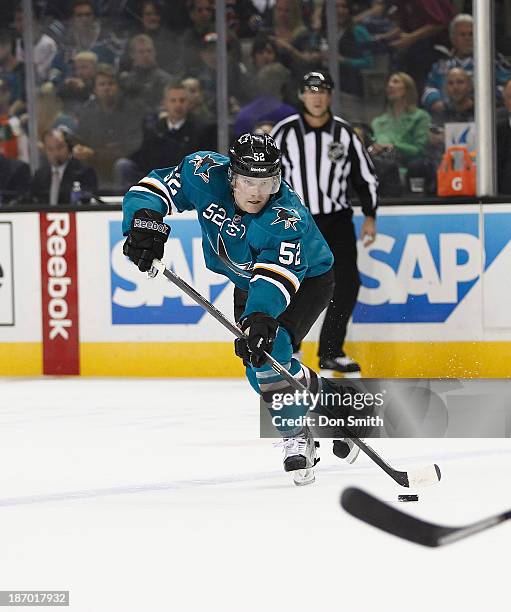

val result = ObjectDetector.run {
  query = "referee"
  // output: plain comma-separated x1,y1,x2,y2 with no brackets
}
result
271,70,378,377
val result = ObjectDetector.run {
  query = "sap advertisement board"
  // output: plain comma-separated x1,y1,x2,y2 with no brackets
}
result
1,205,511,376
90,204,511,343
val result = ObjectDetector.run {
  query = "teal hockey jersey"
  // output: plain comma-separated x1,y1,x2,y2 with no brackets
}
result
122,151,333,319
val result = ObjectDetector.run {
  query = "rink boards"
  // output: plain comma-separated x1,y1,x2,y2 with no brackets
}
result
1,204,511,377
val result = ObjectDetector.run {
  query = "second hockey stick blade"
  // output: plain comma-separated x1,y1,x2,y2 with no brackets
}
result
340,487,511,547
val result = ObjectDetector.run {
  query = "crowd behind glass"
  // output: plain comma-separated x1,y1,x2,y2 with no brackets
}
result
1,0,511,205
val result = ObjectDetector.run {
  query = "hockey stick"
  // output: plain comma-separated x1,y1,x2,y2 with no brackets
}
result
149,259,441,488
341,486,511,547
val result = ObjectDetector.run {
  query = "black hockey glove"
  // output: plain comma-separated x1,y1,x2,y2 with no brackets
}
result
235,312,279,368
123,208,170,272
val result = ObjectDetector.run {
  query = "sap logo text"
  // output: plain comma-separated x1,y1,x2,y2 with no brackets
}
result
353,214,481,323
46,214,73,339
110,220,229,324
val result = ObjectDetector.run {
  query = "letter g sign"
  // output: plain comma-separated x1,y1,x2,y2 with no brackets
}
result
451,176,463,191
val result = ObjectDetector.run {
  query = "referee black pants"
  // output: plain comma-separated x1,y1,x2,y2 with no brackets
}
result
314,210,361,360
233,269,335,351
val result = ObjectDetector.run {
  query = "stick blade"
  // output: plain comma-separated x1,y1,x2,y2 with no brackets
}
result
340,487,448,547
407,463,442,488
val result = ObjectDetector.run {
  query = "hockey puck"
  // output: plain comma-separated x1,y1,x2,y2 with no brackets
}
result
398,494,419,502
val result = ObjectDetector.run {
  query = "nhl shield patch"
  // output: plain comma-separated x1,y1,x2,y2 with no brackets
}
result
327,141,345,162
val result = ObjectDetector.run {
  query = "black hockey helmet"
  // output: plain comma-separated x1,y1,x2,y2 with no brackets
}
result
300,70,334,93
229,133,281,179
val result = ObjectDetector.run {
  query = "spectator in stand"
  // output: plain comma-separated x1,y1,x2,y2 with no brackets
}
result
432,66,474,124
119,80,206,187
181,0,216,74
497,79,511,194
422,14,511,115
267,0,322,83
135,1,182,75
36,82,78,143
249,35,279,75
12,4,58,85
416,68,475,195
0,29,25,117
51,0,124,80
371,72,431,182
182,76,215,126
190,32,248,118
0,153,30,205
353,122,402,197
320,0,373,117
234,61,296,136
119,34,172,114
74,63,144,189
30,127,98,205
57,50,98,116
378,0,456,94
247,35,294,102
0,78,26,161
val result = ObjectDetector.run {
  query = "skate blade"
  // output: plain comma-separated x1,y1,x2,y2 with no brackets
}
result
292,468,315,486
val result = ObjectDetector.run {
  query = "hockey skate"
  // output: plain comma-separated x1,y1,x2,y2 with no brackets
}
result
319,353,361,378
332,438,360,464
281,429,319,486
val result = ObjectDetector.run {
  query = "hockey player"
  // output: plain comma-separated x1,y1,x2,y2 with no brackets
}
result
122,133,359,484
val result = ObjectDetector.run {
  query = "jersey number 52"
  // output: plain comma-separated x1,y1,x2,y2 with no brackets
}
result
279,242,301,266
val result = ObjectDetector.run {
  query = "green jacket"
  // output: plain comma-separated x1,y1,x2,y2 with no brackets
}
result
371,107,431,162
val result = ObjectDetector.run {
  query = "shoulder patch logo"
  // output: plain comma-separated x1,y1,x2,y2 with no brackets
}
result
327,141,345,162
189,154,221,183
271,207,301,231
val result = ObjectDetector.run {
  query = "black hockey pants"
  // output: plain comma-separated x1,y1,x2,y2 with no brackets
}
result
234,268,335,352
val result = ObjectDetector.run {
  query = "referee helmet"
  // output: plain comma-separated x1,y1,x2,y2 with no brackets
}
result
300,70,334,93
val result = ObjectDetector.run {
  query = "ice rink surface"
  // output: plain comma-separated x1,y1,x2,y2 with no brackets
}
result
0,377,510,612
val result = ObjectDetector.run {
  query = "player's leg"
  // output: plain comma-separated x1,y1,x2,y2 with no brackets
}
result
234,277,362,470
249,327,320,483
315,213,362,376
234,288,320,481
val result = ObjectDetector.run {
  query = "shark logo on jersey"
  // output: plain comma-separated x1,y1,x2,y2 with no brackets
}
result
271,207,301,231
210,234,253,278
189,154,221,183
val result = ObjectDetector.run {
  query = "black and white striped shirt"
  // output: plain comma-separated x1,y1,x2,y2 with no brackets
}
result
271,113,378,217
